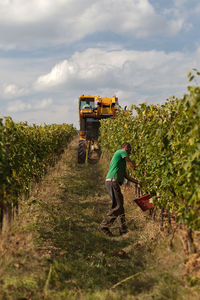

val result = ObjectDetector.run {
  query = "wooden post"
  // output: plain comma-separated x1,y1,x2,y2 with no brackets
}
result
167,207,171,234
187,228,196,254
160,207,164,231
2,203,13,234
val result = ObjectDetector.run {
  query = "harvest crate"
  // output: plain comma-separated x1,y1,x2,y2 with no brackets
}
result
134,194,153,211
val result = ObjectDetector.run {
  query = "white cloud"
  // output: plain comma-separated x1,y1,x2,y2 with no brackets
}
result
3,46,200,111
6,98,53,113
0,0,64,23
173,0,188,8
0,0,185,49
3,40,199,125
3,83,28,98
34,98,53,109
7,100,32,113
35,60,78,89
5,101,75,126
34,47,200,94
193,3,200,14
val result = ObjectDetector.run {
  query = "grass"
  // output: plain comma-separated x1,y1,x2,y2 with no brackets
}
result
0,137,199,299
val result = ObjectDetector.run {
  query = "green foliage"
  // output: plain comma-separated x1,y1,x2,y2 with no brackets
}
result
0,117,77,208
100,74,200,230
187,276,200,287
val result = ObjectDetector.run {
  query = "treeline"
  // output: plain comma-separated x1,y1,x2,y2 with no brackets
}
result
100,71,200,230
0,117,77,231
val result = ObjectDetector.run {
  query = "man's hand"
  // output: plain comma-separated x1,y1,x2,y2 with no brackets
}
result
125,174,142,187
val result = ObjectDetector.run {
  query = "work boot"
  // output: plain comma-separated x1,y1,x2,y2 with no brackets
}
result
98,225,113,237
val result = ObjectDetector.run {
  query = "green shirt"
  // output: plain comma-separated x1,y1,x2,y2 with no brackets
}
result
106,149,129,184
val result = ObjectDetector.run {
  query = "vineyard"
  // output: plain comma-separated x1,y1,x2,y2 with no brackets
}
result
0,78,200,298
0,117,77,231
100,71,200,231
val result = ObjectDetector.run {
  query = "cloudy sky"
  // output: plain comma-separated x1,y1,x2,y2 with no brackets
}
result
0,0,200,127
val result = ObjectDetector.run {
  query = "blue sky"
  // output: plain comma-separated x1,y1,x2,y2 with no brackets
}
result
0,0,200,127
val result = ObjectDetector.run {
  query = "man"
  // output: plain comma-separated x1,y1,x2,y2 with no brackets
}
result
99,142,139,236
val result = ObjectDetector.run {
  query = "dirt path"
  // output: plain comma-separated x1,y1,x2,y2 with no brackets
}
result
0,138,198,300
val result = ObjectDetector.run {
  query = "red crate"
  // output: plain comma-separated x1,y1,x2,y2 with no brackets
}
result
134,194,154,211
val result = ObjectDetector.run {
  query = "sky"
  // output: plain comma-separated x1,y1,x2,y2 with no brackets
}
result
0,0,200,128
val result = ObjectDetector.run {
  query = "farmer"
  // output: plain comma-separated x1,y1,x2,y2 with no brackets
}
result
99,142,139,236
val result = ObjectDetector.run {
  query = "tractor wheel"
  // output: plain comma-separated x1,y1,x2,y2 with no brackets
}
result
78,140,86,163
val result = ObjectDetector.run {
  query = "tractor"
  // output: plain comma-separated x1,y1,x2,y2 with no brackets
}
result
78,95,118,163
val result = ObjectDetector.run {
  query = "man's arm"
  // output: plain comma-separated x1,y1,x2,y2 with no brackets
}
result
125,156,136,170
124,173,139,184
124,157,142,186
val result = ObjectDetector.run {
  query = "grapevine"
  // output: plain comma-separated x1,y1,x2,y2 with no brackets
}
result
0,117,77,226
100,71,200,230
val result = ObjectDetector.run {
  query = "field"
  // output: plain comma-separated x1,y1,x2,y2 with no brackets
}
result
0,72,200,299
0,137,199,300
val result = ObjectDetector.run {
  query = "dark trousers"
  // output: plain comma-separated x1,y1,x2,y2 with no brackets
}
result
100,180,127,230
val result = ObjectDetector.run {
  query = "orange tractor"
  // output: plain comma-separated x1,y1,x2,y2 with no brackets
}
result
78,95,118,163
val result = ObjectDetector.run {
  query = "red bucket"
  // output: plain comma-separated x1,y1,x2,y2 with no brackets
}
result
134,194,154,211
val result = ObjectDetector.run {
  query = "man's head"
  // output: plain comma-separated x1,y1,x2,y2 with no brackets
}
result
121,142,131,154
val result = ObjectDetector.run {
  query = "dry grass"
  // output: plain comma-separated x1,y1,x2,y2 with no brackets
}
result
0,137,199,299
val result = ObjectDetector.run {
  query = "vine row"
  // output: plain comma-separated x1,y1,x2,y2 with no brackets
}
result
100,72,200,230
0,117,77,229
